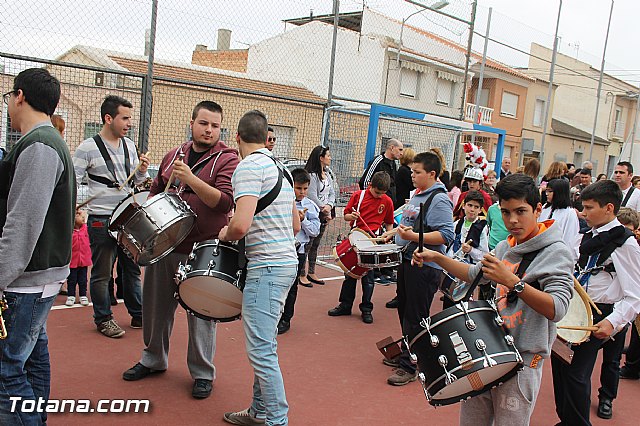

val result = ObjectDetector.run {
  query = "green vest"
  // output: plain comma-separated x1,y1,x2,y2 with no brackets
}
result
0,125,75,272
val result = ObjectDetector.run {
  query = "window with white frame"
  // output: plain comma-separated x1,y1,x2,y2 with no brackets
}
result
500,92,518,118
399,68,419,98
436,78,453,106
533,98,545,127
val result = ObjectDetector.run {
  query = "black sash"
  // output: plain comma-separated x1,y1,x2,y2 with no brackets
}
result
622,187,635,207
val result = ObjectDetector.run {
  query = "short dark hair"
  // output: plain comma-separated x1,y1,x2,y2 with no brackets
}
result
580,168,592,177
464,190,484,207
237,110,268,144
267,126,274,133
291,168,310,185
617,161,634,174
566,163,575,169
13,68,61,116
101,95,133,124
192,100,223,120
495,173,540,210
370,171,391,192
580,180,623,214
412,152,441,177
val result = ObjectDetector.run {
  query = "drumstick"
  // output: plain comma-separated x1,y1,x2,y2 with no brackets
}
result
418,202,424,252
573,277,602,315
165,152,186,192
118,151,150,191
557,325,599,332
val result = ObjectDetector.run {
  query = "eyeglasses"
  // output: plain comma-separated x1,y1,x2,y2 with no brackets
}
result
267,137,276,142
2,90,14,105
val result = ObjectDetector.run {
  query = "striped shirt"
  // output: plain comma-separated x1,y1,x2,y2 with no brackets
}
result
73,136,147,216
232,148,297,269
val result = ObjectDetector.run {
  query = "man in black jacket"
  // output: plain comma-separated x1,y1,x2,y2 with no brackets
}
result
359,138,403,204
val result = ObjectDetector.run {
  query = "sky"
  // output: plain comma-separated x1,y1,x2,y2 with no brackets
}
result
1,0,638,87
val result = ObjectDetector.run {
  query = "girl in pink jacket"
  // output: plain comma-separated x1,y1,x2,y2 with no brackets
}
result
66,208,92,306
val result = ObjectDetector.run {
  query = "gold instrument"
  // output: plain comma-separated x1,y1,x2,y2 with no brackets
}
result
0,295,8,339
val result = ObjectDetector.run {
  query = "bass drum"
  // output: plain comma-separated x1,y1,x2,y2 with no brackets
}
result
175,239,246,322
409,300,523,406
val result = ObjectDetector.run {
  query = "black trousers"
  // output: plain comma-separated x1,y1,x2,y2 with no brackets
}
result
623,322,640,374
552,303,629,426
281,253,307,323
396,260,441,374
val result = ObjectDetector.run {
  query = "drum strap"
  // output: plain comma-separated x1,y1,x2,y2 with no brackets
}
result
506,249,542,304
88,135,131,188
622,186,635,207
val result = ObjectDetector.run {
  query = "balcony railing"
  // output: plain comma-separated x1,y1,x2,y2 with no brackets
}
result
465,103,493,125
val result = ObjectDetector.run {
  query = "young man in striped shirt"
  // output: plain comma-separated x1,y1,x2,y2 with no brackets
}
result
73,95,149,338
220,110,300,426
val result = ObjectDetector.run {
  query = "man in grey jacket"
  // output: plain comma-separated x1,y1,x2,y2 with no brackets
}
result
0,68,75,425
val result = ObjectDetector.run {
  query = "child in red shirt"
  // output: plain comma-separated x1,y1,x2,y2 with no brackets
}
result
66,208,92,306
328,171,395,323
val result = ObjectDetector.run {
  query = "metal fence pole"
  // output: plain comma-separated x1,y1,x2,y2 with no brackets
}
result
322,0,340,147
588,0,614,164
453,0,477,167
470,6,491,146
538,0,562,172
139,0,158,153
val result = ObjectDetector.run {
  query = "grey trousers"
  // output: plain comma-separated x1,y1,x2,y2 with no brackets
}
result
140,251,217,381
459,364,543,426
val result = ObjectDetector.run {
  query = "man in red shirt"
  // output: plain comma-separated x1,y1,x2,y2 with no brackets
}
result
328,172,395,324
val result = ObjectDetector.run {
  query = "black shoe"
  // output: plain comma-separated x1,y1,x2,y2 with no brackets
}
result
307,275,325,285
361,312,373,324
328,305,351,316
385,297,399,309
277,320,290,335
620,365,640,380
192,379,213,399
597,398,613,419
110,294,118,306
299,279,313,288
130,317,142,329
122,363,165,381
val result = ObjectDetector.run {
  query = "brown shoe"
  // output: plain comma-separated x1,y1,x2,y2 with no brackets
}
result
387,369,418,386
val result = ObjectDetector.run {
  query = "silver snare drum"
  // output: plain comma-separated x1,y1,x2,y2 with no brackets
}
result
356,244,402,268
109,192,196,266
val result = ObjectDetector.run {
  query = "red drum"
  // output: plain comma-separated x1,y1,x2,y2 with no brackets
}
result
333,228,375,279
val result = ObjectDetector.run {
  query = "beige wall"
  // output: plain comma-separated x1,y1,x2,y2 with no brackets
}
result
521,79,556,171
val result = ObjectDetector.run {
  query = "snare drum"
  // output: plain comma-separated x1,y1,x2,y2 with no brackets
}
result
333,228,374,278
409,300,523,406
357,244,402,268
175,239,246,322
556,284,593,345
109,192,196,266
109,191,150,239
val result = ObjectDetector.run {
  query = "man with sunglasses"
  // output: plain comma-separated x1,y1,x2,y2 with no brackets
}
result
265,126,277,152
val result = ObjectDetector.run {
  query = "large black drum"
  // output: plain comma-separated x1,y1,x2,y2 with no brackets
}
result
174,239,246,322
408,300,523,406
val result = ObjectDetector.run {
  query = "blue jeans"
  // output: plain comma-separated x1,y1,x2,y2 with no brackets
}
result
243,266,296,426
0,292,56,425
87,215,142,325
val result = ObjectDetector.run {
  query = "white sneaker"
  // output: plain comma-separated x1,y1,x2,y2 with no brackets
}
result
65,296,76,306
79,296,89,306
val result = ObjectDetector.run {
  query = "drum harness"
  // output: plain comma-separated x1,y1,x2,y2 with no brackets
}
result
574,225,634,293
87,135,132,189
401,187,447,255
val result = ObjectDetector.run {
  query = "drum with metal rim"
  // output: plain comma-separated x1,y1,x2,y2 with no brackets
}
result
332,228,374,278
409,300,523,406
175,239,246,322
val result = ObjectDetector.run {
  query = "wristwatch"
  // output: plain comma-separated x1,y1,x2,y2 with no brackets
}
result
513,280,525,294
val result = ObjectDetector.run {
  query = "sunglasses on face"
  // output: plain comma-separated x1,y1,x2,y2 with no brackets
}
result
268,137,276,142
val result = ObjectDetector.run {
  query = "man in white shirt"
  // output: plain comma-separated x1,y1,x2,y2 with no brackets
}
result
614,161,640,211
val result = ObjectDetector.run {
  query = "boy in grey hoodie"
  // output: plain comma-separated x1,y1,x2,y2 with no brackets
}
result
413,174,573,426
